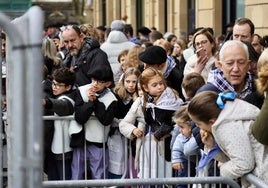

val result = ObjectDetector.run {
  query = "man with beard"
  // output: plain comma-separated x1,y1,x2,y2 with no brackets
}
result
60,25,113,87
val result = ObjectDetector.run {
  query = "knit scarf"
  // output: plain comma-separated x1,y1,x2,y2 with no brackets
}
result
207,68,254,99
146,87,182,119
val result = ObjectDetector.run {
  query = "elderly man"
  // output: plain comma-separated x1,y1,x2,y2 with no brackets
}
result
60,25,113,86
198,40,263,108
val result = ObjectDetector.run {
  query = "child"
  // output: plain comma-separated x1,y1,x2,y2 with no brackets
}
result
139,67,183,178
71,65,117,180
108,67,141,179
187,91,268,186
171,105,199,188
114,49,129,84
43,67,76,180
181,72,205,102
171,72,205,150
119,82,145,174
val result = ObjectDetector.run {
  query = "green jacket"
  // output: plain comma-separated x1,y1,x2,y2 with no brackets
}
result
252,94,268,145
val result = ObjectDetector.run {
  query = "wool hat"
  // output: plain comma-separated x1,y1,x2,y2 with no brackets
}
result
137,26,151,36
110,20,125,31
139,46,167,65
87,65,114,82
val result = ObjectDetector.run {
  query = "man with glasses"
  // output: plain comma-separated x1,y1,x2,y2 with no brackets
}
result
60,25,113,87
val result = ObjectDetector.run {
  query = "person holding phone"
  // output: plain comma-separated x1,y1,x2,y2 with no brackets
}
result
184,28,218,82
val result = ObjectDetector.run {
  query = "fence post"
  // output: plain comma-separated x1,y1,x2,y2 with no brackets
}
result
0,6,44,188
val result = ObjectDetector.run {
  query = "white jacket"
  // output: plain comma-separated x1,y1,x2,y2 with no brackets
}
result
212,99,268,186
100,30,136,75
51,95,74,154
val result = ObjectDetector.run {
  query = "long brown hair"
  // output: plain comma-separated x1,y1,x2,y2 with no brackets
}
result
188,91,221,124
255,48,268,94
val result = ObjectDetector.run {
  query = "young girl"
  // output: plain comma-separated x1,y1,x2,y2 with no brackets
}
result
119,81,145,175
114,49,129,84
187,91,268,186
139,67,183,179
108,67,141,179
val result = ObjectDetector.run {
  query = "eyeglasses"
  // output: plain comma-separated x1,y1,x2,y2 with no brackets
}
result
91,79,106,85
194,40,208,47
52,81,66,89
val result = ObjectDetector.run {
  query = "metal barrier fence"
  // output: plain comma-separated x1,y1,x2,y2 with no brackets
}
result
40,115,268,188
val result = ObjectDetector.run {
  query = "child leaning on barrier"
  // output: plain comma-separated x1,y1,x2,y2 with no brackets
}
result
139,67,183,178
108,67,141,179
71,65,117,180
171,105,200,188
188,90,268,187
118,82,145,173
42,67,76,180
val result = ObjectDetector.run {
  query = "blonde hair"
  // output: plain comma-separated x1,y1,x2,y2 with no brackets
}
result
154,38,172,54
79,23,100,42
256,48,268,94
113,67,141,101
42,38,60,66
125,46,144,68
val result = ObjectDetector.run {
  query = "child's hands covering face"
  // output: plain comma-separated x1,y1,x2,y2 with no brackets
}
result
87,87,97,102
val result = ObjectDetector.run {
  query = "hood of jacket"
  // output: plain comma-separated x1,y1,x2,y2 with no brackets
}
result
212,99,260,131
106,30,129,43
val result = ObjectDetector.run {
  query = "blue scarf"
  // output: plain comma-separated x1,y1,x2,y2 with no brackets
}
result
196,144,221,172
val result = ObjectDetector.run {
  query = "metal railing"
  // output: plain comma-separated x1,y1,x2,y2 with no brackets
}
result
41,115,242,188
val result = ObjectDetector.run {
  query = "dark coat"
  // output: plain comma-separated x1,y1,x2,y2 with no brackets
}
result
61,37,113,86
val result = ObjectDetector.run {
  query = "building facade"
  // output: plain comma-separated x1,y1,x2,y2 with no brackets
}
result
90,0,268,39
1,0,268,39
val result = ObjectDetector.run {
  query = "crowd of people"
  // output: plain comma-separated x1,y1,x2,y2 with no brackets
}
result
2,16,268,187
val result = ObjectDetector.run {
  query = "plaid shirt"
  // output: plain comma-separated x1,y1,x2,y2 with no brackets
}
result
207,68,254,99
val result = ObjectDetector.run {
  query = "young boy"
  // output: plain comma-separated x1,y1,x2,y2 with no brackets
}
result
171,106,200,187
43,67,76,180
181,72,205,102
71,65,118,180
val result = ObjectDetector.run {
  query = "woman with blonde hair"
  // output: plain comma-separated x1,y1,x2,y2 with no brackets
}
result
125,45,145,70
79,23,100,43
42,38,61,75
252,48,268,145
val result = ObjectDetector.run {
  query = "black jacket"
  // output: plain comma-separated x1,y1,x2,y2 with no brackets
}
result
62,37,113,86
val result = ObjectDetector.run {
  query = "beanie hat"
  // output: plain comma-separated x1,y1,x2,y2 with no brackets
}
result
139,46,167,65
87,65,114,82
137,26,151,36
110,20,125,31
